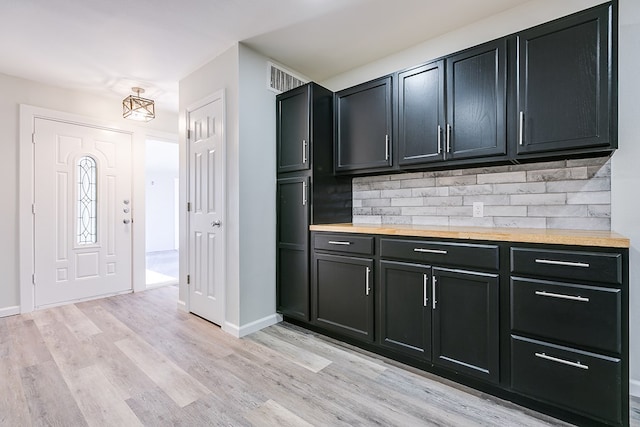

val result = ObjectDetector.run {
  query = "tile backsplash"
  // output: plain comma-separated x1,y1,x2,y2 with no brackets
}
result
353,157,611,230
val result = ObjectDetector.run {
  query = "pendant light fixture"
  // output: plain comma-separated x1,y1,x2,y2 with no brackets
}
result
122,87,155,121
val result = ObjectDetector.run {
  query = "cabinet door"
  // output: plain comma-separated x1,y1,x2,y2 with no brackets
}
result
432,267,499,383
379,261,432,360
398,61,445,165
277,85,310,173
516,5,612,155
446,40,507,160
336,76,392,172
313,253,374,342
276,177,310,320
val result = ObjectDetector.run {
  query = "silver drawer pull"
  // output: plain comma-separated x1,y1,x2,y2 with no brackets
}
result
535,352,589,370
328,241,351,246
535,259,590,268
365,267,371,296
535,290,589,303
414,248,448,255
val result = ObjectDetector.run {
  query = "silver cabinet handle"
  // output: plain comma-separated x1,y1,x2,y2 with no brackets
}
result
414,248,448,255
211,220,222,228
535,352,589,370
302,139,307,164
535,290,589,303
432,276,437,310
385,134,390,161
535,259,589,268
123,219,131,224
328,241,351,246
437,125,442,154
423,274,428,307
365,267,371,296
302,181,307,206
446,124,452,153
519,111,524,146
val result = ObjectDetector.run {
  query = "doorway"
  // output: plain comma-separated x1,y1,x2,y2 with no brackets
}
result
145,139,179,287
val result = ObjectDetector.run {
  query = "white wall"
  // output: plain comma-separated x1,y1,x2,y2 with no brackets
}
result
0,72,177,314
238,44,277,326
613,0,640,395
321,0,640,393
146,140,179,253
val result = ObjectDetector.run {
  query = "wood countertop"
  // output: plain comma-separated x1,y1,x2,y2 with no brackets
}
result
309,223,630,248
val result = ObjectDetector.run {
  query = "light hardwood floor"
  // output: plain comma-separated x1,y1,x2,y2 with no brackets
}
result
1,285,637,426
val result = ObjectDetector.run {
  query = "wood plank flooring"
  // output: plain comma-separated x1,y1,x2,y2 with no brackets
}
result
1,285,638,426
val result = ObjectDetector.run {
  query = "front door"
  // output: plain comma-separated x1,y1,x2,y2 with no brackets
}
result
188,94,225,326
33,118,132,307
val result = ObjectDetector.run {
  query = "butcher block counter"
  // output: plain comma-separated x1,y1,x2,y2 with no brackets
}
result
309,223,630,248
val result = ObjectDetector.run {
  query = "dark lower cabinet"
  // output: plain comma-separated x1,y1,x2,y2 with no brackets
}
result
276,177,310,320
432,267,500,383
313,253,374,342
378,261,432,360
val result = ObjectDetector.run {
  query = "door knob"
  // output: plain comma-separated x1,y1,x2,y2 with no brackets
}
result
211,220,222,227
123,219,131,224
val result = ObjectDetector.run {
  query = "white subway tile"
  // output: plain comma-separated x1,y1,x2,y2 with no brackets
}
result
353,190,380,199
353,207,372,215
391,197,424,207
400,178,436,189
493,217,546,228
449,217,495,227
352,199,363,208
588,162,611,178
436,175,477,186
370,180,403,190
528,205,588,217
566,191,611,205
412,187,449,197
424,196,463,207
588,205,611,218
362,198,391,207
566,156,610,167
546,178,610,193
510,193,566,205
352,182,371,191
412,216,450,226
509,160,567,171
389,172,424,180
380,189,413,198
372,207,402,216
547,217,610,230
353,215,382,225
382,216,412,225
492,182,546,195
449,184,493,196
436,206,472,217
526,167,588,182
477,171,526,184
484,206,528,217
462,195,510,205
402,206,438,216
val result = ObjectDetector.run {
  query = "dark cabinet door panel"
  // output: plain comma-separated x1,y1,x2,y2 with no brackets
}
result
398,61,445,165
314,253,374,342
276,177,310,320
511,277,621,354
446,40,507,160
336,77,392,171
432,267,499,383
511,335,622,426
277,86,310,173
516,5,613,154
379,261,431,360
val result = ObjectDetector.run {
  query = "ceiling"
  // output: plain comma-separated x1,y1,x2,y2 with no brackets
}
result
0,0,530,113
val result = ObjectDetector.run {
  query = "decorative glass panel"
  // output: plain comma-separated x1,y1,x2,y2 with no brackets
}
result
77,156,97,244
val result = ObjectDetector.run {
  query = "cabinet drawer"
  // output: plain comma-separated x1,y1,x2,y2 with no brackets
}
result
510,247,622,285
511,278,621,354
511,335,622,425
380,239,499,270
314,233,374,255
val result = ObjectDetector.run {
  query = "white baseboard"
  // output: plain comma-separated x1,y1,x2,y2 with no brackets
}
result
176,299,187,313
630,380,640,397
0,306,20,318
223,313,283,338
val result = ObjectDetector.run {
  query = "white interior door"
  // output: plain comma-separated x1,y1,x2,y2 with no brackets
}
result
34,118,132,307
188,96,225,326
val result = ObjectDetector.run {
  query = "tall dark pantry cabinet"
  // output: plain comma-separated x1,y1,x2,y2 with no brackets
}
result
276,83,352,321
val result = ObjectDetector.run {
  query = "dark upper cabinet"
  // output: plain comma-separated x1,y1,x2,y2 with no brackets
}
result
398,61,446,165
378,261,432,360
446,40,507,160
313,253,375,342
277,85,310,173
276,176,310,320
515,4,614,156
432,267,500,384
335,76,393,173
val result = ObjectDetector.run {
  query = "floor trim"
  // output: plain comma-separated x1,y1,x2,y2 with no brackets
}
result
176,299,187,313
224,313,283,338
0,305,20,318
631,380,640,397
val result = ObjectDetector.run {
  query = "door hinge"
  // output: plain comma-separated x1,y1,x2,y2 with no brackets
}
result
187,274,190,285
187,202,191,212
32,133,35,144
31,204,35,215
32,274,35,285
187,129,191,140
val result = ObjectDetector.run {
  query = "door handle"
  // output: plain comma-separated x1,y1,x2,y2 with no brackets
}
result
123,219,131,224
211,220,222,227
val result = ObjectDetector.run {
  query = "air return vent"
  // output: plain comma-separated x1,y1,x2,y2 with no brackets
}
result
268,61,307,94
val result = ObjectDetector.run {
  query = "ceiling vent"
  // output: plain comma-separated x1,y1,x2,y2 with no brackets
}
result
268,61,307,94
